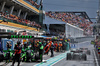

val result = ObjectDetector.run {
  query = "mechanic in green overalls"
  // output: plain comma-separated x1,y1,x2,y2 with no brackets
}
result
65,39,70,51
39,42,44,62
21,42,33,61
4,49,13,63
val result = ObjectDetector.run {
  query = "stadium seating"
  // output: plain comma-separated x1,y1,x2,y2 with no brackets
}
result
46,12,93,32
25,0,40,9
0,11,41,31
16,0,39,13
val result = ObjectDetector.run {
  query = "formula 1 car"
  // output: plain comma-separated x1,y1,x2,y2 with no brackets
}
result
79,48,91,55
66,49,87,61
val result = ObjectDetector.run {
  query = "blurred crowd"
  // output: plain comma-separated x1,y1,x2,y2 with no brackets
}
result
0,36,70,66
0,38,70,57
94,36,100,50
26,0,42,9
46,12,93,32
33,39,70,55
0,12,41,29
92,35,100,57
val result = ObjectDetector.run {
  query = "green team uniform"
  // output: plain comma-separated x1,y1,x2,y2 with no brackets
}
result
39,42,44,62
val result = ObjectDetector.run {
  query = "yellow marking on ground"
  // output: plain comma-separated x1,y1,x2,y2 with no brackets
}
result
0,20,38,31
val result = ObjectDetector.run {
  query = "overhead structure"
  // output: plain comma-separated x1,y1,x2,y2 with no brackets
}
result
43,12,89,38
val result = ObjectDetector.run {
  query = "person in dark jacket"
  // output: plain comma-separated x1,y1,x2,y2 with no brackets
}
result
11,41,22,66
0,42,3,53
50,43,55,57
62,42,66,52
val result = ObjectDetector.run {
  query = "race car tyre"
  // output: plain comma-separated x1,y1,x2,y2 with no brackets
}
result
26,50,32,58
82,54,87,61
31,56,35,62
35,54,40,60
0,53,4,62
87,50,91,55
4,52,10,60
66,53,71,60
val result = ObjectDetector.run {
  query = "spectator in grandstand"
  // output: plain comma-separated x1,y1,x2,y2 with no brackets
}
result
30,21,33,27
0,11,42,29
26,0,40,9
46,12,93,33
0,18,8,23
37,27,40,31
0,12,8,23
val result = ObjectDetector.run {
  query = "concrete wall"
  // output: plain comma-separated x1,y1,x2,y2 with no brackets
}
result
65,23,84,38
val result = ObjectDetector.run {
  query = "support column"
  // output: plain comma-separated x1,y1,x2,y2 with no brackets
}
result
46,24,50,33
65,24,69,38
73,28,76,38
80,30,81,37
76,29,78,37
70,26,72,37
72,27,74,37
37,0,41,4
1,2,6,12
17,9,21,17
76,28,77,37
10,6,14,14
69,25,71,37
78,30,80,37
24,12,27,19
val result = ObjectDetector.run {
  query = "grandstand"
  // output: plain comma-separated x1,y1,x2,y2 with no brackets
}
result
0,0,44,35
44,11,93,38
0,21,37,31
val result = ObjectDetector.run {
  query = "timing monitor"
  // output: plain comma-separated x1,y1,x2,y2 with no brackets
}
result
0,32,17,35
